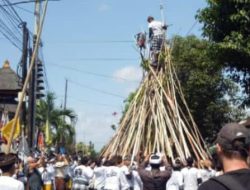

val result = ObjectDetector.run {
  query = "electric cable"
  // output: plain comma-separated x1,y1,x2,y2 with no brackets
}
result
0,0,23,50
46,40,134,44
49,63,140,83
4,0,23,23
68,79,126,99
186,20,198,36
59,95,121,108
14,4,33,14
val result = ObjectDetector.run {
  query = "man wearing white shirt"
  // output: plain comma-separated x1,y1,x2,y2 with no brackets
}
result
72,156,94,190
120,156,134,190
199,159,215,183
104,156,130,190
166,159,183,190
181,157,201,190
131,170,143,190
147,16,167,67
0,153,24,190
120,156,143,190
93,158,106,190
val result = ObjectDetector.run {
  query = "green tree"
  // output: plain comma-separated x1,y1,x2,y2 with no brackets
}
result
36,92,77,149
76,141,97,158
171,35,245,141
197,0,250,105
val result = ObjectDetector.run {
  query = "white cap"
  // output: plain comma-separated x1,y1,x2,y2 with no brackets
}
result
149,153,162,165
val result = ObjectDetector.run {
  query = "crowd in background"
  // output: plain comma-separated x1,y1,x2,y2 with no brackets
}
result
0,151,218,190
0,122,250,190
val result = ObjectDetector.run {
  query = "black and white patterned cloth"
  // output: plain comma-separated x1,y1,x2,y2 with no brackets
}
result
72,179,89,190
150,35,164,52
72,166,92,190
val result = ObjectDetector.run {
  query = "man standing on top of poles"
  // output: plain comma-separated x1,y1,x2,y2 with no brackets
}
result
147,16,167,67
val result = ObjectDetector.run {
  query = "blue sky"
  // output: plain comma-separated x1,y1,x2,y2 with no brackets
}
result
0,0,207,150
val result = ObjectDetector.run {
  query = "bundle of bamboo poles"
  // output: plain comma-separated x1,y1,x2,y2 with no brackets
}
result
101,46,209,162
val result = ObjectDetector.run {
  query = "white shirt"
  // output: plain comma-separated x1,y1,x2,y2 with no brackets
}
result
93,166,106,190
73,165,94,184
104,166,130,190
145,165,166,171
166,170,183,190
200,168,216,182
181,167,201,190
38,166,54,185
132,170,143,190
148,20,165,36
120,166,143,190
54,162,67,178
0,176,24,190
47,164,55,180
120,165,133,188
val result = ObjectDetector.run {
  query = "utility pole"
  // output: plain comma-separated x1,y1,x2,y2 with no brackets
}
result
21,22,29,130
28,0,41,148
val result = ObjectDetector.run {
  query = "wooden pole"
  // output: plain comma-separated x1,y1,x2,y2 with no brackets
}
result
6,0,48,154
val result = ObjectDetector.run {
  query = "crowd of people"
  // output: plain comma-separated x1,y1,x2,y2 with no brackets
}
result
0,122,250,190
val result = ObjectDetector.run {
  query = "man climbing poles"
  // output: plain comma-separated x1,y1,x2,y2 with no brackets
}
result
135,32,146,51
147,16,167,67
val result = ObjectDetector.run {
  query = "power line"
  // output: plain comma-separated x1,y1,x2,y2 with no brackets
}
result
49,63,140,83
14,5,33,14
0,5,22,33
0,16,22,42
0,1,22,24
74,58,138,61
0,0,60,6
0,19,22,50
46,40,134,44
186,20,198,36
63,95,122,108
0,1,24,50
4,0,23,23
68,79,126,99
0,27,22,50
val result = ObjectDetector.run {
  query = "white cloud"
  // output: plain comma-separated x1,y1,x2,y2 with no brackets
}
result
75,110,119,151
98,3,111,12
113,66,142,83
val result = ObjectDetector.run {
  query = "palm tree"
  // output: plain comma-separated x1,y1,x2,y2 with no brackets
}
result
36,92,77,149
